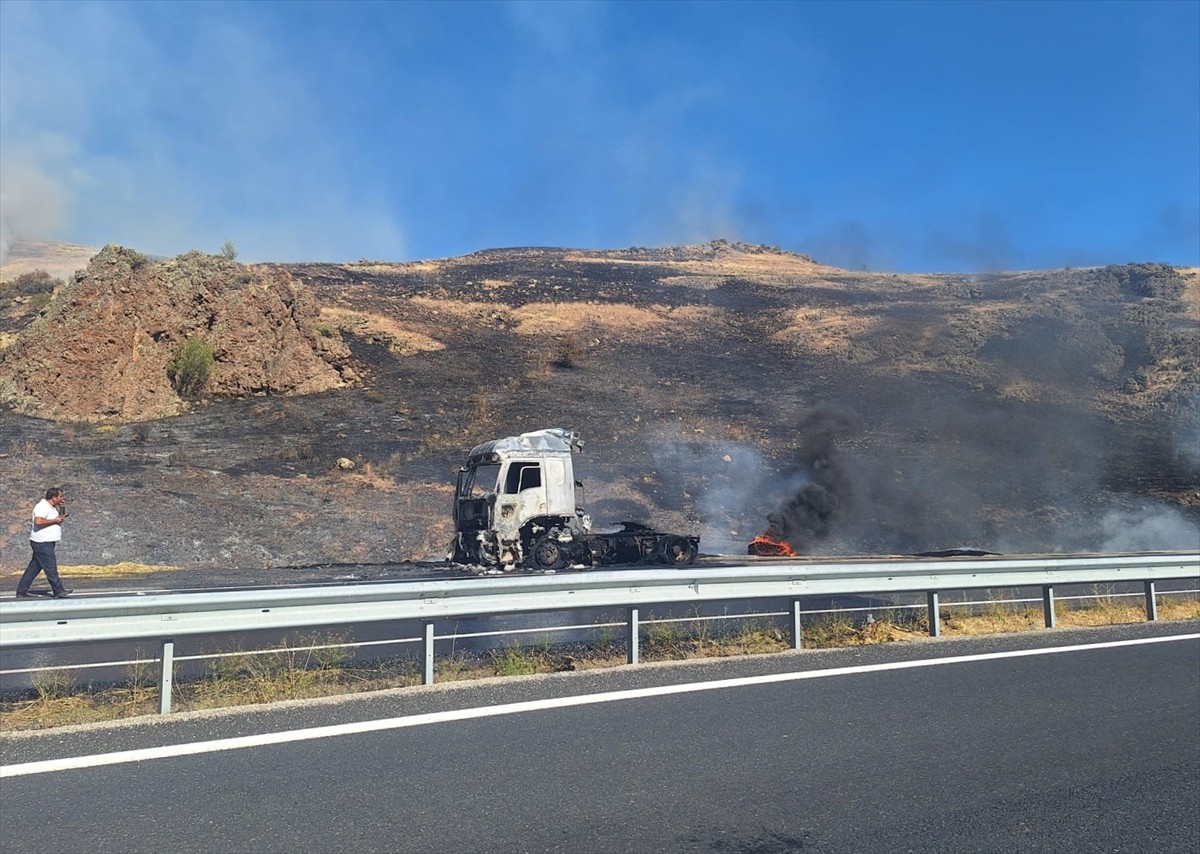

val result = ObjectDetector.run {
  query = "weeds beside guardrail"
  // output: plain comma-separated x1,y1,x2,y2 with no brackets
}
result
3,592,1197,731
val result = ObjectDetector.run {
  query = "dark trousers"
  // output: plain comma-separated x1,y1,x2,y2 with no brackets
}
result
17,541,65,595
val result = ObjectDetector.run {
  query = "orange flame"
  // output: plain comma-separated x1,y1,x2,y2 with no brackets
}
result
747,534,796,557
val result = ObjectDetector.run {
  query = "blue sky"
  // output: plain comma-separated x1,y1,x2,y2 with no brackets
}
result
1,0,1197,272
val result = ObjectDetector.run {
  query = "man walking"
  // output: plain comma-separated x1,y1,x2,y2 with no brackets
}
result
16,487,72,599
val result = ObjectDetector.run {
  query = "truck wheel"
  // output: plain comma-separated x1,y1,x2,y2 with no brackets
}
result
530,536,566,570
660,536,696,566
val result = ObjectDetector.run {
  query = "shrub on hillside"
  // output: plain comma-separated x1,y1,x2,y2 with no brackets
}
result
167,336,215,398
2,269,61,296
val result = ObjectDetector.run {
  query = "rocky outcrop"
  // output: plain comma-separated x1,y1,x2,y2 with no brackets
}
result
0,245,354,422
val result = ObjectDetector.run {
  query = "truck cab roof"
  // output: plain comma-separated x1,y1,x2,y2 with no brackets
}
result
466,428,581,464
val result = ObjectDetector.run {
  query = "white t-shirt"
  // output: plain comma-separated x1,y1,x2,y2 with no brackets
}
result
30,498,63,543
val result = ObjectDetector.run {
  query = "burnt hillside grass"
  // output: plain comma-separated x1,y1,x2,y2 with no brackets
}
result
1,253,1196,570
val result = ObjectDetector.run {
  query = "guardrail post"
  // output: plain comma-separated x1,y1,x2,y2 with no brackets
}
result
627,607,640,665
159,639,175,715
789,598,803,649
927,592,940,637
1042,586,1056,628
423,621,435,685
1144,581,1158,621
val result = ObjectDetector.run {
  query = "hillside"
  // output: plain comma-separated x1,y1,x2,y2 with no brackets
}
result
0,239,98,283
0,240,1196,576
0,245,355,422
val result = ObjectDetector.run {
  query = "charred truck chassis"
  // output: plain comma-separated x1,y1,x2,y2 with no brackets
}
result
451,428,699,572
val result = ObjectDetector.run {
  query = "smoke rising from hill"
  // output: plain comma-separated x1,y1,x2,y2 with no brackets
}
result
1099,503,1198,553
0,162,68,265
673,394,1197,557
761,407,861,551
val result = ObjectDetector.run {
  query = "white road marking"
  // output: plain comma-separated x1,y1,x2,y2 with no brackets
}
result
3,632,1197,778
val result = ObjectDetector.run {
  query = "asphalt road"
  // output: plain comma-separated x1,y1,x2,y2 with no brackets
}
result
2,621,1198,853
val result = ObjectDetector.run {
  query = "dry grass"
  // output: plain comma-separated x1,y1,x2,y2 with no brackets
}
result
0,239,97,283
642,615,790,660
772,307,874,357
319,307,444,355
337,462,402,493
2,597,1196,731
939,596,1200,635
560,249,835,280
656,275,728,290
511,301,718,340
408,295,509,321
995,376,1069,404
181,636,405,711
345,261,441,275
1179,266,1199,321
2,562,180,581
65,562,178,579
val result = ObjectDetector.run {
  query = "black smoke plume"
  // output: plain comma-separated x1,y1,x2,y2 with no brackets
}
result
763,406,862,552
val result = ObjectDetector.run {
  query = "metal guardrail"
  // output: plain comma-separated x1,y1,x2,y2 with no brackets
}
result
1,552,1197,714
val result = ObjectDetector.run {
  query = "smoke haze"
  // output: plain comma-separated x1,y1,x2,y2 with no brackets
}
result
665,394,1197,557
761,407,861,551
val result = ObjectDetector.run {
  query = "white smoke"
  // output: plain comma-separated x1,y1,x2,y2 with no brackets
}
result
1099,503,1200,553
1175,394,1200,470
0,3,408,263
0,159,69,264
647,426,777,554
695,442,775,554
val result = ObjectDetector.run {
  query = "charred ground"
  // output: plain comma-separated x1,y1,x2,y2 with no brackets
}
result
0,239,1196,578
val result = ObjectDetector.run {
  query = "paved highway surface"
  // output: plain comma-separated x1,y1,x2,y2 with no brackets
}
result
2,621,1198,853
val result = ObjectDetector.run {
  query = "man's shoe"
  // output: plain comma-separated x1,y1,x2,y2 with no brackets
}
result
15,591,34,599
52,588,73,598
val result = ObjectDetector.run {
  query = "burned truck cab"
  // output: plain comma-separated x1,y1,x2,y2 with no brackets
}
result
451,428,590,570
451,427,699,572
